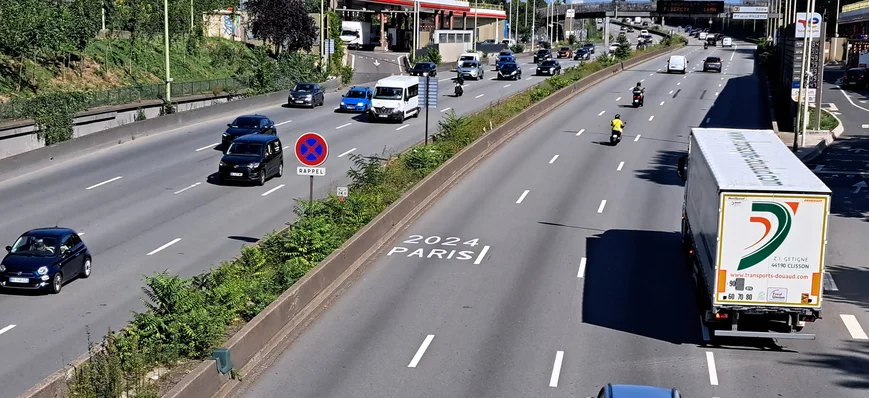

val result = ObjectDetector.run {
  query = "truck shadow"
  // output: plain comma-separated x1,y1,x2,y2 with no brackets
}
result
788,339,869,391
582,229,703,344
825,264,869,312
633,149,685,187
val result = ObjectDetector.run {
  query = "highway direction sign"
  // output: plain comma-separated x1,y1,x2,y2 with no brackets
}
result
295,132,329,167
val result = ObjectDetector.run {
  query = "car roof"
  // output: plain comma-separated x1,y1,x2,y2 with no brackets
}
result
609,384,679,398
22,227,76,237
232,134,279,143
500,62,518,66
348,86,371,91
235,114,270,120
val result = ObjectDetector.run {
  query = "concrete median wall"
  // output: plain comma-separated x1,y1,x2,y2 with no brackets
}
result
17,45,682,398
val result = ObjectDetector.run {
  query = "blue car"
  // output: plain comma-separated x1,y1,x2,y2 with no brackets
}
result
339,86,373,112
496,55,516,71
589,384,682,398
1,227,92,294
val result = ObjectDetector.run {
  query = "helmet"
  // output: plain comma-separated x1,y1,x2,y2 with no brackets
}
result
636,82,642,87
615,114,621,119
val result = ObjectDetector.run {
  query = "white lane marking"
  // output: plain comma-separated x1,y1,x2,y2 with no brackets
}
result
275,120,292,126
0,325,15,336
598,110,606,116
261,184,285,197
649,73,654,76
824,271,839,291
440,107,452,113
549,351,565,387
718,83,722,87
78,232,85,236
503,84,511,88
146,238,182,256
715,92,719,96
706,118,711,123
174,182,201,195
634,134,641,142
338,148,357,157
669,90,674,94
597,200,607,213
577,257,586,278
677,82,681,85
396,125,409,131
195,142,220,152
721,77,724,80
474,245,491,265
840,314,869,339
336,123,352,130
706,351,719,385
516,190,530,204
730,45,737,61
576,129,585,136
863,124,869,128
648,115,654,121
837,87,869,113
475,94,485,98
549,155,559,164
408,334,435,367
683,75,687,79
85,176,122,190
615,97,622,102
617,161,624,171
640,79,645,82
438,78,452,82
526,77,532,80
813,164,825,172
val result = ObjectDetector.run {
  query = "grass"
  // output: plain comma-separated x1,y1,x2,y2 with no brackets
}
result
796,105,839,133
0,36,260,100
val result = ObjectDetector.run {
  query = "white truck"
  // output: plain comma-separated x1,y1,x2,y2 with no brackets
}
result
340,21,376,50
676,128,831,341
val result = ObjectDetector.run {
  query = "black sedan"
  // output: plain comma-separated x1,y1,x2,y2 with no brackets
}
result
574,49,591,60
497,62,522,80
582,43,596,54
287,83,325,108
536,60,562,76
222,114,276,152
703,56,722,73
533,49,553,63
409,61,437,77
843,67,869,88
1,228,91,294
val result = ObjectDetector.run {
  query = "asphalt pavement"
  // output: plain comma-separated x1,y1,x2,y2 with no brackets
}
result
229,39,869,398
0,37,615,396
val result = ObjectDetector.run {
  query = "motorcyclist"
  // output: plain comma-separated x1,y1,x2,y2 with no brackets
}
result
632,82,645,105
455,73,465,96
704,41,708,49
611,114,626,138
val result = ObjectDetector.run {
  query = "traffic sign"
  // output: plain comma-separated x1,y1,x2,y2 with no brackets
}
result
297,166,326,176
337,186,348,198
418,76,438,108
733,6,768,13
295,132,329,167
732,13,768,20
565,9,575,18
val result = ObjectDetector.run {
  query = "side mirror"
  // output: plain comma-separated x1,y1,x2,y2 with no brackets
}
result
5,246,11,252
227,123,232,127
342,94,345,97
677,155,687,181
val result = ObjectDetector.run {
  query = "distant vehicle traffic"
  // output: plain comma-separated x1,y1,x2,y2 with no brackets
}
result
534,49,553,63
703,56,722,73
409,62,437,77
287,83,325,108
218,134,284,186
722,37,733,47
370,75,420,123
667,55,687,74
457,60,484,79
222,115,276,153
339,21,377,50
339,86,374,112
677,128,832,340
557,46,573,58
496,55,516,70
536,60,561,75
497,62,522,80
843,67,869,88
574,48,591,60
582,43,596,54
1,228,91,294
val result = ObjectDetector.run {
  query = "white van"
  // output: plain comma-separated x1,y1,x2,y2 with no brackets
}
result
722,37,733,47
370,75,420,123
667,55,687,74
458,52,482,64
699,32,708,40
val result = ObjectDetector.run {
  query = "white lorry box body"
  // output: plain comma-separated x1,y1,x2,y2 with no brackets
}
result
684,129,831,314
340,21,374,50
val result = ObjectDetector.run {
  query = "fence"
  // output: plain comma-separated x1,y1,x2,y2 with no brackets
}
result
0,76,251,122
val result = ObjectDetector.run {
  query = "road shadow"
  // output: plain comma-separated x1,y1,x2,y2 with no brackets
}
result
582,229,702,344
228,236,259,243
788,339,869,391
823,67,845,85
700,72,769,130
825,264,869,312
633,149,685,187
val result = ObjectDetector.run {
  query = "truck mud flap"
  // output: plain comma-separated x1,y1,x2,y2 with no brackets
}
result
712,330,816,340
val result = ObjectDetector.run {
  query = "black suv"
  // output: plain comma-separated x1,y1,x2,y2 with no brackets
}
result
582,43,595,54
534,49,553,63
844,67,869,88
218,135,284,186
703,56,722,73
222,115,276,153
409,62,437,77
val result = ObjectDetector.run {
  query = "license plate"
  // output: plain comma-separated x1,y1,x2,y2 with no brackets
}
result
9,277,28,283
295,100,304,103
378,114,387,118
230,172,243,177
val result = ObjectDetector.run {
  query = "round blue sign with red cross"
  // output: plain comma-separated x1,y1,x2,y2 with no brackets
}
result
295,132,329,167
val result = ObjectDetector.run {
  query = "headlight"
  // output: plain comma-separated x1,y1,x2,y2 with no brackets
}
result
223,133,229,137
0,264,5,272
305,94,312,99
247,162,260,168
37,266,48,275
357,102,364,106
220,161,226,167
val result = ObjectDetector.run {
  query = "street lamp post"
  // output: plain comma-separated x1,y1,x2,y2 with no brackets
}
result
473,0,478,51
320,0,326,72
531,0,536,51
163,0,172,107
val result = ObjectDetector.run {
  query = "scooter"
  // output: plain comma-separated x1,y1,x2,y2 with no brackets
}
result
455,83,464,97
632,93,643,107
704,42,708,50
610,129,623,145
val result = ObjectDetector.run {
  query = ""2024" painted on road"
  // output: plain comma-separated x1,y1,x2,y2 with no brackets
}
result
387,235,491,264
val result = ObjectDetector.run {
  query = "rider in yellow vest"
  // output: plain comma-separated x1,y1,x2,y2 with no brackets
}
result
611,114,626,137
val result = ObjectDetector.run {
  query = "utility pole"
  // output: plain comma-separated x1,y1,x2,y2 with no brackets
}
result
474,0,479,51
190,0,194,33
795,0,814,151
163,0,172,107
835,0,841,37
101,4,106,31
320,0,326,72
531,0,536,51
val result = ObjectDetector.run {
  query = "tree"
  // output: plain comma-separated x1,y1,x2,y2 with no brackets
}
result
615,33,631,59
247,0,316,55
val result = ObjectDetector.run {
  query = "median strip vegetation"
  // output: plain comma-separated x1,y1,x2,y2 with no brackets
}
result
64,36,686,397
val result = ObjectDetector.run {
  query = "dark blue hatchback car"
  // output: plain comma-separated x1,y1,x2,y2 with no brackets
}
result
222,114,276,153
1,227,91,294
590,384,682,398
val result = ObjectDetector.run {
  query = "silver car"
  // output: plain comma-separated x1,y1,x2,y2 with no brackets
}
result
457,61,484,80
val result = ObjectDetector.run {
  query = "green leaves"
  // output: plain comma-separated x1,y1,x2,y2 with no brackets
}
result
24,92,91,145
247,0,317,54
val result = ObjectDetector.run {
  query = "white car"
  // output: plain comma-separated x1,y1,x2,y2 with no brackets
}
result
722,37,733,47
609,43,619,52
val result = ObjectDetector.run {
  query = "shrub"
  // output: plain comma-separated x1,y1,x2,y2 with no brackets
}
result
510,43,525,54
24,91,91,145
425,48,442,65
135,108,147,121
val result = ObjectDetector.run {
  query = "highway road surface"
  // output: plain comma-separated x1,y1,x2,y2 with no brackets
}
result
234,39,869,398
0,40,609,397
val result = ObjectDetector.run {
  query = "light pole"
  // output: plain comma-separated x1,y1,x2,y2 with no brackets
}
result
473,0,478,51
835,0,841,37
163,0,172,107
190,0,194,33
320,0,326,72
531,0,536,50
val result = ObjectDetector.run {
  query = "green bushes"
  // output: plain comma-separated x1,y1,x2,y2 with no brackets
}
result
65,40,679,397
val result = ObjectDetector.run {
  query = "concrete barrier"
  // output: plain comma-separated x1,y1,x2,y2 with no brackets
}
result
0,78,342,182
17,44,682,398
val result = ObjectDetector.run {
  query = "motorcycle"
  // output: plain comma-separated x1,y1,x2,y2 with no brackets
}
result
610,129,623,145
455,83,464,97
704,42,708,49
632,93,643,108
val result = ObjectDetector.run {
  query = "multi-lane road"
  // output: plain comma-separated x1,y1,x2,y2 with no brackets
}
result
0,24,650,397
232,40,869,398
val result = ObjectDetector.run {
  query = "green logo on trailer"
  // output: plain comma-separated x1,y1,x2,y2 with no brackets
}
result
738,201,800,271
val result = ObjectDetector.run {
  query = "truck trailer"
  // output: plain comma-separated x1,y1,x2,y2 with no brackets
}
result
676,128,831,340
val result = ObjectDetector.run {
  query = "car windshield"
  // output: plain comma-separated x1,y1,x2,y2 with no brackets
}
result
583,43,594,47
499,51,511,56
459,56,474,61
413,62,433,69
536,50,548,55
706,57,721,62
461,62,477,68
500,63,517,70
847,69,865,76
499,56,514,62
340,30,358,37
230,117,260,129
560,47,569,51
541,61,556,66
346,90,367,98
293,84,314,93
374,86,403,100
226,142,264,156
9,235,60,257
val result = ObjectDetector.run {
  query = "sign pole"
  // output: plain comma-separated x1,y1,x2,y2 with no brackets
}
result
295,132,329,209
309,175,314,205
425,74,430,145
